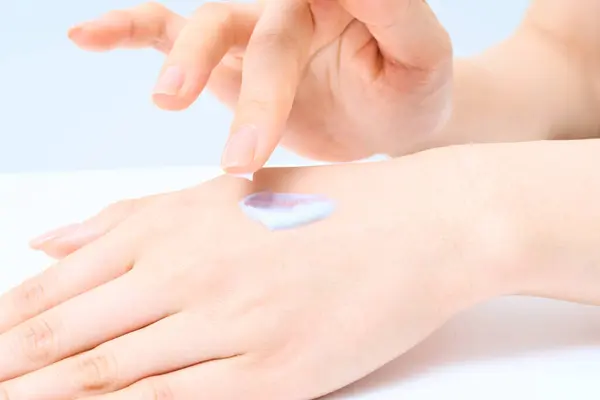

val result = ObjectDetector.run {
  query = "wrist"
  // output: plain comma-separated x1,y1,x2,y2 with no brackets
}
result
421,145,530,303
361,149,518,308
459,140,600,305
344,151,520,308
253,157,501,310
436,29,600,148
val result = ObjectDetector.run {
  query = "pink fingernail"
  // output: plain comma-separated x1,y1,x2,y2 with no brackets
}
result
153,66,185,96
70,19,100,32
68,25,83,36
68,21,101,40
30,223,81,248
222,126,258,169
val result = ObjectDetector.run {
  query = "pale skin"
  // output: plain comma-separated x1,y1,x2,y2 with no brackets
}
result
67,0,455,172
63,0,600,173
1,0,599,399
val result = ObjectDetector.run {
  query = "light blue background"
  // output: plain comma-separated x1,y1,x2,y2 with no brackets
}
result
0,1,529,172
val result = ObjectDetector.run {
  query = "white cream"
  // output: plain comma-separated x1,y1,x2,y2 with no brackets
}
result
239,192,335,230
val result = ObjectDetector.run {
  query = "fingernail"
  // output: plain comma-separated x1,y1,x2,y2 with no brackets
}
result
68,20,103,40
222,126,258,169
153,66,184,96
29,223,82,248
69,19,99,32
68,24,85,39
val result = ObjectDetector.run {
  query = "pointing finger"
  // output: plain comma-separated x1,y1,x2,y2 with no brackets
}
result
222,0,314,173
152,2,258,111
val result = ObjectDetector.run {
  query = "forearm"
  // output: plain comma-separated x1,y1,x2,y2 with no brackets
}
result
464,139,600,305
255,141,600,307
525,0,600,55
434,21,600,148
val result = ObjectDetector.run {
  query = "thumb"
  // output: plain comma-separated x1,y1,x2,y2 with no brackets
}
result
341,0,452,72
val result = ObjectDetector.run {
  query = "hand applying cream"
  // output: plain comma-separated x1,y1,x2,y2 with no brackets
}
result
68,0,452,173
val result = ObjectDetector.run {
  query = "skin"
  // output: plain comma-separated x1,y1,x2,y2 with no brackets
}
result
4,140,600,399
68,0,453,172
0,149,508,399
40,0,600,260
2,0,599,398
65,1,600,174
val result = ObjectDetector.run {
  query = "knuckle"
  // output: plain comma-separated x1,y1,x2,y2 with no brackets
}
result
193,2,237,44
103,199,138,218
195,2,232,25
129,2,171,43
13,279,46,318
239,97,272,115
251,29,301,53
19,318,57,364
74,351,119,392
163,188,199,211
139,1,169,16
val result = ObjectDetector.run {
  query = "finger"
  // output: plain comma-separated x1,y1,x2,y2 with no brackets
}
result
68,2,186,54
206,62,244,108
30,195,164,259
341,0,452,72
0,229,136,334
222,0,314,173
80,358,258,400
1,312,241,398
152,2,257,111
0,267,175,381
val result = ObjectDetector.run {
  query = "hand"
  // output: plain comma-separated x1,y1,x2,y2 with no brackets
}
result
68,1,452,172
5,156,503,399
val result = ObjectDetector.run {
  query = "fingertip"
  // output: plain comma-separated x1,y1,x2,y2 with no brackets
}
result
29,223,81,249
151,66,209,111
29,236,80,259
151,94,193,111
38,245,76,260
67,25,84,41
221,152,270,175
29,223,103,261
66,24,114,51
221,162,262,175
67,24,98,48
221,125,268,172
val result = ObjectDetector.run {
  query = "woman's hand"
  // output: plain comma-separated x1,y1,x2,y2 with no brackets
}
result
68,1,452,172
3,154,506,399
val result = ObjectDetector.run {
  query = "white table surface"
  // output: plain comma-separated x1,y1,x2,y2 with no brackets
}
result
0,167,599,399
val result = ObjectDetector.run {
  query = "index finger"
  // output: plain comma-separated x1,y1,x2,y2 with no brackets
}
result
222,0,315,173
